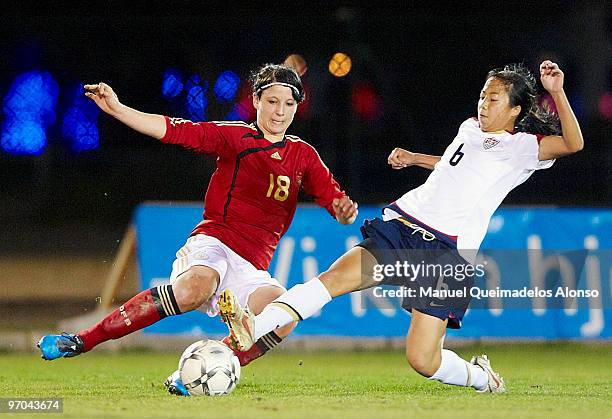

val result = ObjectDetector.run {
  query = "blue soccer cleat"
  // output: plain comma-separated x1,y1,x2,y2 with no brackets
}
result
164,370,190,396
37,333,84,360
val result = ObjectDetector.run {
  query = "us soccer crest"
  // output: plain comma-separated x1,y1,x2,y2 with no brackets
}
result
483,137,500,150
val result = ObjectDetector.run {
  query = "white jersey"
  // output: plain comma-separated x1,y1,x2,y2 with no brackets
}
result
385,117,554,251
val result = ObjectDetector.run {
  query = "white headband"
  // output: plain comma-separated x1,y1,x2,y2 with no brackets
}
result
256,82,300,96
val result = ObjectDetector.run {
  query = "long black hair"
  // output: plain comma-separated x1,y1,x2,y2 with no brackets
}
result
486,63,561,135
250,63,305,103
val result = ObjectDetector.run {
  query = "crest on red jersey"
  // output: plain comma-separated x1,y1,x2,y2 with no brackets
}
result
483,137,500,150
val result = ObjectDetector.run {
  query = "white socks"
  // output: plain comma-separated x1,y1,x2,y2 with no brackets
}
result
253,277,332,340
428,349,488,390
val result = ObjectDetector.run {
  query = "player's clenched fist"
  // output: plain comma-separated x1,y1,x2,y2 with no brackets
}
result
388,147,416,169
539,60,564,94
84,82,123,116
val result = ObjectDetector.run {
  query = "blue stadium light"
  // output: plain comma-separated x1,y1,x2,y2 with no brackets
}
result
225,102,251,121
183,74,209,121
214,70,240,103
3,71,58,123
1,120,46,155
186,85,208,121
224,104,241,121
161,68,184,99
62,85,100,152
185,74,208,93
1,70,58,155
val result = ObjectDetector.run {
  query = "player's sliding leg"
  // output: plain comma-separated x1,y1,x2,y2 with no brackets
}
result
221,285,296,366
220,246,379,350
407,309,505,393
38,266,219,360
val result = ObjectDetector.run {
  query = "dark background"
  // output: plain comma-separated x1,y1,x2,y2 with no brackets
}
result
1,2,610,255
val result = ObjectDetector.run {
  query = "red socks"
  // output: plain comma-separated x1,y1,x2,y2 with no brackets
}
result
76,283,283,363
223,331,283,366
78,285,181,352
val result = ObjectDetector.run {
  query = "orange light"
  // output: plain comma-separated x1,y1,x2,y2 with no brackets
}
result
284,54,308,77
328,52,352,77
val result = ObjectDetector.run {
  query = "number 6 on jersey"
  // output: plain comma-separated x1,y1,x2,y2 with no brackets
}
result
449,143,465,166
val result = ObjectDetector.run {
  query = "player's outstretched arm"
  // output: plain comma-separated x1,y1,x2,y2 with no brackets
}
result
537,61,584,160
388,147,441,170
84,82,166,140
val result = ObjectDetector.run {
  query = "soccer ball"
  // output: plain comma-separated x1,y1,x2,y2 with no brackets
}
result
178,339,241,396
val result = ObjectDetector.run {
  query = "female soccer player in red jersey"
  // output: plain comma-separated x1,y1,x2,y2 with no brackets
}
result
221,60,583,393
37,64,358,392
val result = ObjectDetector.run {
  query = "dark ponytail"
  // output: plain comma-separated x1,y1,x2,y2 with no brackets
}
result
486,63,561,136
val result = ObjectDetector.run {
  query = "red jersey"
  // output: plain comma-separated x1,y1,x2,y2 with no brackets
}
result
161,117,346,270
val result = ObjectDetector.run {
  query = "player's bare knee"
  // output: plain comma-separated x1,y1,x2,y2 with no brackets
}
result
173,267,218,312
405,348,437,378
173,284,207,312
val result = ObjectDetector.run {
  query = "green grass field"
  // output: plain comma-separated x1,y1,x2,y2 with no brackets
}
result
1,343,610,418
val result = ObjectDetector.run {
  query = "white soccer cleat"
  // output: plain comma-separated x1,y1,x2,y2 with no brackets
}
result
218,289,255,351
471,354,506,393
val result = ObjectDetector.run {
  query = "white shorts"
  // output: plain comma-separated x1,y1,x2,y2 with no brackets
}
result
169,234,285,317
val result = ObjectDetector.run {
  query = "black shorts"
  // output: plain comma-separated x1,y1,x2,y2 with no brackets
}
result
357,209,473,329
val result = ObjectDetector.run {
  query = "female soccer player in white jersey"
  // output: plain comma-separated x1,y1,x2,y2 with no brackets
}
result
220,60,583,393
37,63,358,394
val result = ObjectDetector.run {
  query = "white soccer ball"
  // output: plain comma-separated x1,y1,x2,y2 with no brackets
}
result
178,339,241,396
